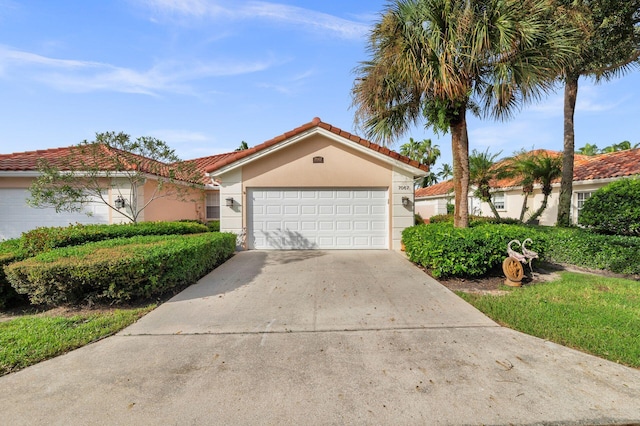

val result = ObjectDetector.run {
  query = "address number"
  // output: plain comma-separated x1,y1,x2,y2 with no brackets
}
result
397,185,411,191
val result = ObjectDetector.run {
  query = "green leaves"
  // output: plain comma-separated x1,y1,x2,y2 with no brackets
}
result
578,177,640,236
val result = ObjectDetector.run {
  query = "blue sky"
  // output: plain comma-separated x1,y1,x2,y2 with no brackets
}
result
1,0,638,171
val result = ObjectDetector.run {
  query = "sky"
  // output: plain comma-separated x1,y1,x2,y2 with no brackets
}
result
1,0,639,171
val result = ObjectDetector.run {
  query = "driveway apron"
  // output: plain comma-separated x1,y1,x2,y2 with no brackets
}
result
1,251,639,425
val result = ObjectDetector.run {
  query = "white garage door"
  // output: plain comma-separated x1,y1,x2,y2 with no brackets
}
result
0,188,109,240
247,188,388,250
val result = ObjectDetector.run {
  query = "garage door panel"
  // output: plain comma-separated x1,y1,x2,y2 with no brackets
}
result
248,188,388,250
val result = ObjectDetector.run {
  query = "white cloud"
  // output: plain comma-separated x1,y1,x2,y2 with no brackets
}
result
0,45,277,95
530,83,625,116
134,0,370,39
468,121,555,156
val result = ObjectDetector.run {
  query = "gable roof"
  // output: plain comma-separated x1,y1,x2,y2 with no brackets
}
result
415,148,640,198
202,117,429,174
0,144,208,185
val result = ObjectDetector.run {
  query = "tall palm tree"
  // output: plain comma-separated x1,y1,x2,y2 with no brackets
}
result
352,0,578,228
438,163,453,181
469,149,504,219
503,150,537,221
556,0,640,227
400,138,441,187
525,154,563,224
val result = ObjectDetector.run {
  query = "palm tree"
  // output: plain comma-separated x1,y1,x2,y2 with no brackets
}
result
235,141,249,151
556,0,640,226
502,150,537,221
400,138,441,187
601,140,640,153
577,143,600,156
469,149,504,219
525,154,563,224
352,0,578,228
438,163,453,181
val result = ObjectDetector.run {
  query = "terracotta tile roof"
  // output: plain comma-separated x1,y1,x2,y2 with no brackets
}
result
415,180,454,197
0,144,208,184
572,149,640,181
415,148,640,198
203,117,429,174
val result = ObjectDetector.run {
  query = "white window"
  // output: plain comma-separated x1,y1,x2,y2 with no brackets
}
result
492,192,505,210
206,192,220,220
576,192,593,218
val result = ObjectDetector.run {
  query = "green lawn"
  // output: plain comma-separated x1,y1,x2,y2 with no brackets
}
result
0,305,155,376
459,272,640,368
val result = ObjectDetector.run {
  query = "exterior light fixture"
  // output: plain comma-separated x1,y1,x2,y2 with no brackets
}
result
114,195,126,209
402,196,410,207
226,197,234,207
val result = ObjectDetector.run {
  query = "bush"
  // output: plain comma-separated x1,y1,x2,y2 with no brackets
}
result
19,221,209,257
579,177,640,236
541,227,640,275
5,232,236,306
402,222,547,278
428,214,521,226
0,240,28,308
206,220,220,232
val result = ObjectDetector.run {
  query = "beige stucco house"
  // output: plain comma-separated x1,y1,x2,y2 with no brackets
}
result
415,149,640,226
1,118,427,249
203,118,427,250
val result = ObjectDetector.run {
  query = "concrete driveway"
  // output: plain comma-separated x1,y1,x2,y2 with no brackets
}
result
1,251,639,425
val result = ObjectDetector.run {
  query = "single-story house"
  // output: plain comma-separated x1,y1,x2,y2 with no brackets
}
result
202,117,427,250
1,118,427,249
415,149,640,226
0,145,221,240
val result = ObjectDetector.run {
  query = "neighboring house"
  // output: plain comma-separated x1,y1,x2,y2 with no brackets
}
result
0,146,220,240
0,118,427,249
415,149,640,225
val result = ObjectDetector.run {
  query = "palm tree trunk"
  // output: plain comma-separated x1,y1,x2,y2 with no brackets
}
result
451,107,469,228
557,75,578,227
488,201,501,220
519,193,530,222
527,194,549,224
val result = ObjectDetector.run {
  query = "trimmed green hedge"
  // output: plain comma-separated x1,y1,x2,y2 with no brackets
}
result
402,222,547,278
0,240,27,308
541,227,640,275
403,223,640,278
5,232,235,306
19,221,209,257
428,214,521,225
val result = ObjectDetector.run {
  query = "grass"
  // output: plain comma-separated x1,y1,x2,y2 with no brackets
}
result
0,305,155,376
459,272,640,368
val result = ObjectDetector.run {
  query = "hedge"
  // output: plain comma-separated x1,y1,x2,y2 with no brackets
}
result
540,227,640,275
403,223,640,278
4,232,236,306
402,222,547,278
19,221,209,257
0,240,27,308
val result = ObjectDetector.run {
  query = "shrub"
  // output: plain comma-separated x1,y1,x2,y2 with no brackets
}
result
402,222,547,278
541,227,640,275
428,214,521,226
19,221,209,257
206,220,221,232
5,232,236,306
579,177,640,236
0,240,28,308
414,213,425,225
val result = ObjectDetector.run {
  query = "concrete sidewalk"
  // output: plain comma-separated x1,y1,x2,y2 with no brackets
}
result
1,251,639,425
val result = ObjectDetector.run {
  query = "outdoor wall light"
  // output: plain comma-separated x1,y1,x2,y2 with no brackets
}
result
226,197,234,207
402,196,410,207
114,195,126,209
